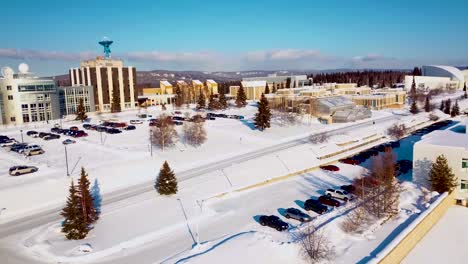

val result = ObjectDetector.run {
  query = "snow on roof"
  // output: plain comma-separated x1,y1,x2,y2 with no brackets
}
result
425,65,465,82
160,80,172,86
417,129,468,149
206,79,216,84
177,80,187,85
192,80,203,85
241,80,267,87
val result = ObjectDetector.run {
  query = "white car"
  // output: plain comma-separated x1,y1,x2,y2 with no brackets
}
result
130,120,143,124
1,139,18,147
325,188,353,201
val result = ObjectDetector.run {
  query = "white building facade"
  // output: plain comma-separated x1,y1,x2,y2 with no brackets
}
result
58,86,95,116
413,129,468,203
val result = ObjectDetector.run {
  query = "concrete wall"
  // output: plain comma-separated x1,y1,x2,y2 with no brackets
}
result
375,192,455,264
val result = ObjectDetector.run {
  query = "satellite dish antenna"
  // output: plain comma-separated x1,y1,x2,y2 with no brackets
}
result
18,63,29,74
1,66,14,78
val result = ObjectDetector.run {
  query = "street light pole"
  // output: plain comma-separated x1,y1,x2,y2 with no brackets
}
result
196,199,204,246
276,154,290,172
64,144,70,176
150,127,153,157
221,169,233,188
20,130,24,144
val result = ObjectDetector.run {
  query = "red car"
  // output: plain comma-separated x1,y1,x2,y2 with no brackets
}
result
339,158,360,165
73,131,88,138
320,165,340,171
318,195,341,207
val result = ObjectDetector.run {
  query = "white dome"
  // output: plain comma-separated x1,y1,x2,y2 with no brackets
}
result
18,63,29,74
1,66,14,78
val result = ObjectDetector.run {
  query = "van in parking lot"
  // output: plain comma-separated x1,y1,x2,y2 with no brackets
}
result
22,145,43,156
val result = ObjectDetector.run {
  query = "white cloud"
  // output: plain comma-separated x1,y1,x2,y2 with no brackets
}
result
0,48,96,61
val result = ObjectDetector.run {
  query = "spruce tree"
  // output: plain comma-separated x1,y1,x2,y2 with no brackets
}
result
410,101,419,114
439,100,445,111
272,82,277,93
197,92,206,110
155,161,178,195
264,84,270,94
444,99,452,115
429,155,458,193
111,86,121,113
77,167,98,225
75,98,88,122
235,86,247,107
464,82,467,99
254,93,271,131
91,179,102,218
61,180,89,240
451,100,460,117
424,96,431,112
208,92,217,110
175,87,183,107
219,92,228,109
410,76,417,103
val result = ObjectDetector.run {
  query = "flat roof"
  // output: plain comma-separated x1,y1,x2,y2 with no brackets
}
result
417,129,468,149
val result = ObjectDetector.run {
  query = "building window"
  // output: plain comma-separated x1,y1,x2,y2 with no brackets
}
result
10,117,15,122
21,104,28,110
461,180,468,192
8,95,13,100
22,114,30,123
7,85,12,91
463,159,468,168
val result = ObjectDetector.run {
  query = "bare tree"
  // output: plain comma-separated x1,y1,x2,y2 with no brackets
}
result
150,114,178,151
295,226,335,264
340,206,369,234
275,110,298,126
309,132,330,144
183,120,207,147
387,123,407,140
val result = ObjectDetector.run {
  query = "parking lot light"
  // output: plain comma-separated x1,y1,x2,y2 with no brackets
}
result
20,130,24,144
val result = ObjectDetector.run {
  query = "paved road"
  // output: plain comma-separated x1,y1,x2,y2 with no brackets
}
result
0,115,398,263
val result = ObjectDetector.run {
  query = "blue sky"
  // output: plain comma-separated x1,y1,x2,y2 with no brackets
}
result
1,0,467,75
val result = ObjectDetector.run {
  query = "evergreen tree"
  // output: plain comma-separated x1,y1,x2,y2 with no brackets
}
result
424,96,431,112
464,82,467,99
429,155,458,193
285,77,291,88
254,93,271,131
439,100,445,111
111,87,121,113
174,87,183,108
235,86,247,107
272,82,277,93
208,92,218,110
409,76,417,103
410,101,419,114
219,92,228,109
91,179,102,218
77,167,98,225
155,161,178,195
61,180,89,240
75,98,88,122
264,84,270,94
451,100,460,117
444,99,452,115
197,92,206,110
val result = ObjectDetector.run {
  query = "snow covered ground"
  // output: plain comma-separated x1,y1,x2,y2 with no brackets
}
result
1,94,467,264
402,206,468,264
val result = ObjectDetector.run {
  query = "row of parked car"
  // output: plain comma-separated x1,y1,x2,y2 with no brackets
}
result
1,135,45,156
258,184,356,231
206,113,244,120
83,122,136,134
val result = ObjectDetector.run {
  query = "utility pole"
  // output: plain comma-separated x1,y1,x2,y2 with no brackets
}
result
20,130,24,144
64,144,70,176
149,127,153,157
196,199,204,246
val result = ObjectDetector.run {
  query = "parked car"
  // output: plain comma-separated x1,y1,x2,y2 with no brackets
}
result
258,215,289,231
44,134,60,140
217,114,228,118
62,139,76,145
26,131,38,137
318,195,341,207
0,135,10,141
60,129,70,135
325,188,352,201
51,127,62,133
9,143,28,152
319,165,340,172
1,139,18,147
106,128,121,134
339,158,360,165
83,124,93,130
173,121,183,126
172,116,184,121
70,126,79,131
304,199,328,214
174,111,182,115
96,126,107,132
206,116,216,120
284,208,312,222
340,185,356,194
26,148,45,156
73,131,88,137
21,145,43,155
124,125,136,130
9,165,38,176
38,132,49,138
130,120,143,124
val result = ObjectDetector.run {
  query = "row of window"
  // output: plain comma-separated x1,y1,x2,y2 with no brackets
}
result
18,84,55,92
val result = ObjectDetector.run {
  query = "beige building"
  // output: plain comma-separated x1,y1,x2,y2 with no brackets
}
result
160,81,173,94
414,128,468,203
139,86,175,106
206,79,218,95
230,80,267,100
349,89,406,110
69,56,137,112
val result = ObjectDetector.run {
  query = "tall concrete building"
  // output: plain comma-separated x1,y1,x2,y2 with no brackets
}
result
0,64,60,125
69,40,137,112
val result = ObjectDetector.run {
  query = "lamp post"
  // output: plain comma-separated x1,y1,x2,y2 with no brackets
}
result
221,169,233,188
196,199,205,246
64,144,70,176
276,154,290,172
20,130,24,144
149,127,153,157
